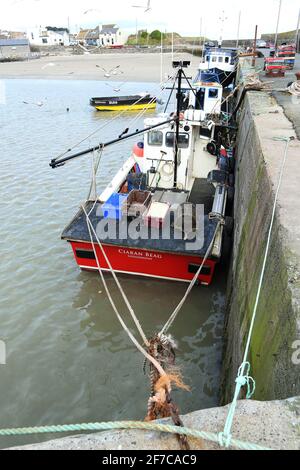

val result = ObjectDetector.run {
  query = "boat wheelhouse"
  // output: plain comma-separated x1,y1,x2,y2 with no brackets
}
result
198,47,238,87
51,62,235,286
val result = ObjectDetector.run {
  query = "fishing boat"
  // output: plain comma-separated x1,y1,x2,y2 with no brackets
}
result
198,47,238,87
51,61,235,286
90,93,157,111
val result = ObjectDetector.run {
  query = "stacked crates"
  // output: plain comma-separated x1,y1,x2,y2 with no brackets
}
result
277,44,296,70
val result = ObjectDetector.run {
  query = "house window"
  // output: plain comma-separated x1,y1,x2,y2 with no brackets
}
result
148,131,163,146
42,38,48,44
31,33,34,40
165,132,189,149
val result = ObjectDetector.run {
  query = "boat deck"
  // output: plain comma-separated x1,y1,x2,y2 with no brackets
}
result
62,201,218,257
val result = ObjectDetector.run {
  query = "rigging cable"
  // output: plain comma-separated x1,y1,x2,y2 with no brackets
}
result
54,70,178,163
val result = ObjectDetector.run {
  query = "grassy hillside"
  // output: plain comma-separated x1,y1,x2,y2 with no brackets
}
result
126,31,207,46
262,30,296,40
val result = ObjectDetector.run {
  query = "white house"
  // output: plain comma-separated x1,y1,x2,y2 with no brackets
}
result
76,24,128,47
99,24,128,47
28,26,70,46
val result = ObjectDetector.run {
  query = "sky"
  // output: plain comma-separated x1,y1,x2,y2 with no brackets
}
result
2,0,300,39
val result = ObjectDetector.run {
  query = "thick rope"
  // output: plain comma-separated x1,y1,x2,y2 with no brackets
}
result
219,136,293,448
287,80,300,96
82,205,149,347
0,420,271,450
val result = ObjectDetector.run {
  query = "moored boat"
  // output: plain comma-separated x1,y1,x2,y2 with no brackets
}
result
198,47,238,87
51,61,235,286
90,94,157,111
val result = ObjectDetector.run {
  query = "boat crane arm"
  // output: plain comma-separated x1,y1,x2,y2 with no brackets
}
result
49,118,175,169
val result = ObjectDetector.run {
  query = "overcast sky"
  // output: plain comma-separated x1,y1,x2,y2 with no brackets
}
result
3,0,300,39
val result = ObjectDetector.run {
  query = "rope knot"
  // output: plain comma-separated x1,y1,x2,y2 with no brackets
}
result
236,362,256,399
218,431,232,448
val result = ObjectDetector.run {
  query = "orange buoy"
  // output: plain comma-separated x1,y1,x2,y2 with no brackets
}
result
133,142,144,158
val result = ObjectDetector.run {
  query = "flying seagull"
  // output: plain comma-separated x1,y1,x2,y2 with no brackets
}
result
22,100,44,107
132,0,151,12
96,65,122,77
105,82,126,92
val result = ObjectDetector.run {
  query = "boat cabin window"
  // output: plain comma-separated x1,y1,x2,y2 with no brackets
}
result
206,55,209,61
212,56,217,62
148,130,163,146
225,57,230,63
218,57,223,62
208,88,219,98
165,132,189,149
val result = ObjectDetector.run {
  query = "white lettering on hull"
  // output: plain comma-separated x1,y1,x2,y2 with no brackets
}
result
118,248,163,260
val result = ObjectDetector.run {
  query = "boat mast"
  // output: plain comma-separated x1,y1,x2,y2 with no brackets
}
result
173,60,190,188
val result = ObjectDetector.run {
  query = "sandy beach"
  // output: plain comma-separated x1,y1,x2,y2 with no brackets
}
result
0,52,199,82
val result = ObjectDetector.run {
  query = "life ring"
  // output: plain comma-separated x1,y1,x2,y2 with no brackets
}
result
160,162,174,182
207,141,217,156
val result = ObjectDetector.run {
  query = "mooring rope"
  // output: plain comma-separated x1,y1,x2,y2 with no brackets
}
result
82,205,152,351
287,80,300,97
0,420,271,450
219,136,293,448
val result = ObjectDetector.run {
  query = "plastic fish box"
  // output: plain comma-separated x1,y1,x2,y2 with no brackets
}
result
143,201,170,228
102,193,129,220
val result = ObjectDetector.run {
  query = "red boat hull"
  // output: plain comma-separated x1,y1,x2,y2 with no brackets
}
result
69,240,217,285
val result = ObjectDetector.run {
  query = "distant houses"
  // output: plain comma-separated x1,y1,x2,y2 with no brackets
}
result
27,26,70,46
76,24,128,47
25,23,127,48
0,38,30,61
0,30,27,40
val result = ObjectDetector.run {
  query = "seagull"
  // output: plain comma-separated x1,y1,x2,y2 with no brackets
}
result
105,82,126,92
132,0,151,12
96,65,122,77
41,62,56,70
83,8,102,15
22,100,44,107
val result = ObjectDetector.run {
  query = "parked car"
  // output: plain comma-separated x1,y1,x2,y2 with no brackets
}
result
266,41,274,49
256,39,267,48
204,41,216,48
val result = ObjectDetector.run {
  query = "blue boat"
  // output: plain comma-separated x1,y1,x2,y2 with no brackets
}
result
198,47,238,87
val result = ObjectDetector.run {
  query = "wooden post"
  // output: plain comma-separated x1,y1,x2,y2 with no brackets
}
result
252,25,258,67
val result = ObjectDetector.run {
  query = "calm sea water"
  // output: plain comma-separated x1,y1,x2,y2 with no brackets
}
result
0,79,227,448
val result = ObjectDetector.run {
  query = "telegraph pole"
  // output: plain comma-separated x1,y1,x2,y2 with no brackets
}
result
274,0,282,50
236,10,241,49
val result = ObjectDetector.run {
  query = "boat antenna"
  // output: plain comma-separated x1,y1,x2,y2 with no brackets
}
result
172,60,190,188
